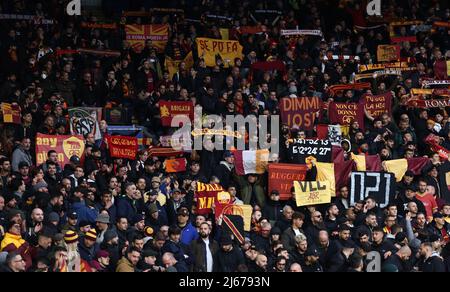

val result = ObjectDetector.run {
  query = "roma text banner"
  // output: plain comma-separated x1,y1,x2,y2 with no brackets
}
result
125,25,169,52
268,164,308,200
159,101,194,127
350,172,396,208
289,139,332,167
294,181,331,207
280,96,322,130
196,38,243,67
36,134,85,166
106,136,138,160
69,108,103,140
328,102,365,128
407,98,450,108
363,92,392,118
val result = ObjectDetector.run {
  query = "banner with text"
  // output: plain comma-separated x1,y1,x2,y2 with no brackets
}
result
268,164,308,200
350,172,396,208
125,24,169,52
294,181,332,207
289,139,332,167
106,135,138,160
328,102,365,129
363,92,392,118
69,108,103,140
280,96,322,130
159,101,194,127
36,134,85,166
196,38,243,67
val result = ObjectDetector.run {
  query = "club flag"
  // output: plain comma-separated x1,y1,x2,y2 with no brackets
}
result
233,150,270,175
1,103,21,124
335,160,355,194
164,158,187,173
315,162,336,197
351,154,382,172
164,52,194,79
223,215,245,244
383,157,430,182
216,204,253,232
125,24,169,52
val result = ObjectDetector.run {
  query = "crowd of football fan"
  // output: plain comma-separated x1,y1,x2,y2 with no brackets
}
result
0,0,449,272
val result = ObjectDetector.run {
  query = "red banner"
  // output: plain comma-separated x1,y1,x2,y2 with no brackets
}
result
195,183,227,215
363,92,392,118
377,45,400,62
280,96,322,129
36,134,85,166
106,135,138,159
268,164,308,200
159,101,194,127
328,102,365,129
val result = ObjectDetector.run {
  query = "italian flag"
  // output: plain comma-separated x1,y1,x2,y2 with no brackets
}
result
234,150,270,175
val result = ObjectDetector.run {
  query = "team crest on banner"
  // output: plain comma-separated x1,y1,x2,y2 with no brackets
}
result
62,136,85,159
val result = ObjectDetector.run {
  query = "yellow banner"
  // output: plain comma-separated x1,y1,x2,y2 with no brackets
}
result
358,62,410,73
196,37,243,67
294,181,331,207
316,162,336,197
447,61,450,77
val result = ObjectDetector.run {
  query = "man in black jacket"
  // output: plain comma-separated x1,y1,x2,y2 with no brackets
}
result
262,190,284,224
383,245,413,272
417,242,446,272
213,151,234,189
190,222,219,272
216,235,245,272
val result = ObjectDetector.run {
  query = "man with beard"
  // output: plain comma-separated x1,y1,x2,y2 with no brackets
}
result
100,229,120,272
417,242,445,272
302,246,323,272
0,158,12,187
305,211,325,244
384,245,413,272
11,138,32,172
30,228,53,262
291,233,308,267
275,205,294,234
190,222,219,272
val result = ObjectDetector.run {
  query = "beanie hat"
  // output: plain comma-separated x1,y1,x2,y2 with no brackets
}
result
85,229,97,241
103,229,118,243
64,230,79,244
